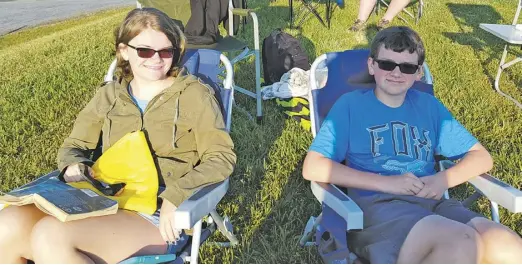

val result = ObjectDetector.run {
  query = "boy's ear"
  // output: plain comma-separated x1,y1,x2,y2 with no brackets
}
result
416,65,424,81
367,57,375,76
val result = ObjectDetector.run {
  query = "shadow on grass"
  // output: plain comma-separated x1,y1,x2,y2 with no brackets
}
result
200,1,321,263
443,3,522,90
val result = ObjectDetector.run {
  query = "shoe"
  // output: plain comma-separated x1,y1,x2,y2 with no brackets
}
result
376,19,390,31
349,19,366,32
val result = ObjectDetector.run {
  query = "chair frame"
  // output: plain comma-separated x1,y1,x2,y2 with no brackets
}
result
300,52,522,263
108,52,237,264
479,0,522,109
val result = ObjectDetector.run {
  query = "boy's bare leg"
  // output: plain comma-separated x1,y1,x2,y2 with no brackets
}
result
468,217,522,263
0,205,47,263
397,215,483,263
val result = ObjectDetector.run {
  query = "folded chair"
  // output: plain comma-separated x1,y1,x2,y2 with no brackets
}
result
0,49,238,265
137,0,263,121
299,49,522,264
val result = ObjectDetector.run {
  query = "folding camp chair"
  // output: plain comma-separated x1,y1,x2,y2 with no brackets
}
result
479,0,522,109
137,0,263,121
299,49,522,263
375,0,425,24
289,0,344,29
0,49,238,265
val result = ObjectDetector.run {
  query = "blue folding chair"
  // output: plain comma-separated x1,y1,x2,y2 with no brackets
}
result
299,49,522,263
109,49,237,264
0,49,238,265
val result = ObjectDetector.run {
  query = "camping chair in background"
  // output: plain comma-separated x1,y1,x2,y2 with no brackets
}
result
375,0,425,24
137,0,263,121
289,0,344,29
299,49,522,263
0,49,238,265
479,0,522,109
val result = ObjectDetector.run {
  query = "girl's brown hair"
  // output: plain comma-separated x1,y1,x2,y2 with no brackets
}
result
114,8,186,81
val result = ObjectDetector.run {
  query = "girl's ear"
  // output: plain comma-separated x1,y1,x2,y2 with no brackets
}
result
118,43,129,61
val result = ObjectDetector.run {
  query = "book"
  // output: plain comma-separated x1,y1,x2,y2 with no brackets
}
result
0,171,118,222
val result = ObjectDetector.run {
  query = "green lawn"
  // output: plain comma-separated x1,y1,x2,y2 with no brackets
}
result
1,0,522,263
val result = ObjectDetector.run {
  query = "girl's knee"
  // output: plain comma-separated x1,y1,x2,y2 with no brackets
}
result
0,206,38,241
30,216,71,252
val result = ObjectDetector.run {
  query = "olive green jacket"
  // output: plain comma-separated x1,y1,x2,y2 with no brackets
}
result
57,74,236,206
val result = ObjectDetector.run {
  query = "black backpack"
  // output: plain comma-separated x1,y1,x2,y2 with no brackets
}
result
262,29,310,85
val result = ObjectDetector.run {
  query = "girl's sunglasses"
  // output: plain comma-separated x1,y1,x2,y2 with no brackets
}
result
373,59,420,74
126,44,176,59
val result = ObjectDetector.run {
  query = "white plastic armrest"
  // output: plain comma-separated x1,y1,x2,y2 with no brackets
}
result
311,181,363,230
173,178,229,230
440,160,522,213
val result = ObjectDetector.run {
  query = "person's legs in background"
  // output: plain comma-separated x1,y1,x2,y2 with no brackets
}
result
349,0,377,31
377,0,412,30
349,0,412,31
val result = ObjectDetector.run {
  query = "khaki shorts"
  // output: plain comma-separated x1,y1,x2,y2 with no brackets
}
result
347,193,483,263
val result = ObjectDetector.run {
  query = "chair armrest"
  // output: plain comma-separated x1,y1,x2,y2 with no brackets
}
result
311,181,363,230
173,179,229,230
439,160,522,213
231,8,251,17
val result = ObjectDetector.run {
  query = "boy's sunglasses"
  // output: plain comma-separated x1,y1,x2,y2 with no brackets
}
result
126,44,176,59
373,59,420,74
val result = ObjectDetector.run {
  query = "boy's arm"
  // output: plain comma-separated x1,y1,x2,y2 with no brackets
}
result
303,151,424,195
437,142,493,188
416,99,494,199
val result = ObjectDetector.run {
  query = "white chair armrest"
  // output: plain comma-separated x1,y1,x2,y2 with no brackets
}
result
173,179,229,230
311,181,363,230
439,160,522,213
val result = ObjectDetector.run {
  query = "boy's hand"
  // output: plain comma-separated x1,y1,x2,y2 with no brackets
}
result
384,172,424,195
63,163,93,183
159,199,182,243
415,173,449,200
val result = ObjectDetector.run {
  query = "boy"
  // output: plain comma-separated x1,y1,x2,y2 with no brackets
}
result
303,26,522,263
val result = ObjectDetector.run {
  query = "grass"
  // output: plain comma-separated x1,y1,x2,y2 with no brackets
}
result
1,0,522,263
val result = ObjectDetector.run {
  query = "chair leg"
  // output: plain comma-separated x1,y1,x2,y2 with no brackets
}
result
300,214,323,246
190,219,203,264
490,201,500,223
250,12,263,121
416,0,423,24
210,210,239,246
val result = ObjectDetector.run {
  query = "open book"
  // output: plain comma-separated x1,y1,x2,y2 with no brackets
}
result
0,171,118,222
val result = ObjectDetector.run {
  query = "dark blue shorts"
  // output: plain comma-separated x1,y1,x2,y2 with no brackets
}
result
346,193,483,263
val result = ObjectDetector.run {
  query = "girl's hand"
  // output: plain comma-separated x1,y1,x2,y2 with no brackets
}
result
159,199,181,243
63,163,93,183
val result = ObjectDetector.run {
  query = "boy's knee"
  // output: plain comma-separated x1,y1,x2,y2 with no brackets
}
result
439,225,483,263
470,220,522,263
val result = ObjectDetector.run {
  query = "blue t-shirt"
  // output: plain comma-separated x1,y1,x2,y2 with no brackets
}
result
309,89,478,196
128,85,149,113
